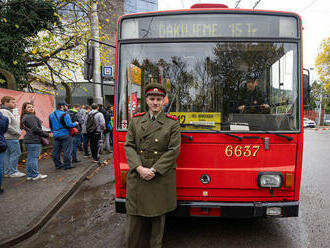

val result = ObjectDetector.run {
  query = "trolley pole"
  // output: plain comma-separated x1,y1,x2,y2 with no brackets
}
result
91,0,102,104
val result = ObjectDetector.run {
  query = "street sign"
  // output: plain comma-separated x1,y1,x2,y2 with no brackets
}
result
102,66,113,78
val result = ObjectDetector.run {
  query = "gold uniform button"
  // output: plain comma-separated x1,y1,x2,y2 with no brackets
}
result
155,139,159,142
154,151,158,154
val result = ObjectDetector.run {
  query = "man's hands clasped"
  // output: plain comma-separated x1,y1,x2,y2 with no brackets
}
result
136,166,155,181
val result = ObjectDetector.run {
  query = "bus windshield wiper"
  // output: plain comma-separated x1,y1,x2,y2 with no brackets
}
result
224,133,243,141
243,136,260,139
273,133,293,141
263,131,293,141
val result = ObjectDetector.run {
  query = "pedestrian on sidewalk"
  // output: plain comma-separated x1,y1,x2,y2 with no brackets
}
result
86,103,105,162
81,105,91,157
0,111,9,193
108,105,114,148
124,84,181,248
76,105,85,152
98,104,111,153
21,102,49,180
68,104,83,163
0,96,25,178
49,101,78,170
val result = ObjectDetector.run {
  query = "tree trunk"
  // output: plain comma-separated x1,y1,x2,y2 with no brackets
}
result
0,69,17,90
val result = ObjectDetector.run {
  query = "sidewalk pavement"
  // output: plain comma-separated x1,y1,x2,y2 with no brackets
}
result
0,151,113,248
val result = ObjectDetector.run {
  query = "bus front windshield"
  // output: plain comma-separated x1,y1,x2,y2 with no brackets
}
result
118,42,299,132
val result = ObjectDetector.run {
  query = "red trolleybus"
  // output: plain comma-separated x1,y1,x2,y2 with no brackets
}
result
113,4,304,218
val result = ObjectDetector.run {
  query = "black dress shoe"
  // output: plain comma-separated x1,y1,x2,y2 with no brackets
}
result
0,188,4,194
64,166,75,170
72,160,81,163
56,166,64,169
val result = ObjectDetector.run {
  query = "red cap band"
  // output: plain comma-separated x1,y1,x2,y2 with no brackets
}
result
146,88,165,95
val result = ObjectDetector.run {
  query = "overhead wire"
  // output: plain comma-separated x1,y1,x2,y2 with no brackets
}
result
300,0,320,12
253,0,262,9
235,0,242,8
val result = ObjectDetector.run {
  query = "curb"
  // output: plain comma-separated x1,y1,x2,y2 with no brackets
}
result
312,127,330,131
0,162,100,248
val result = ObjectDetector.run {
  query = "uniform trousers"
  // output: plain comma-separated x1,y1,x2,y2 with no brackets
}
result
125,214,166,248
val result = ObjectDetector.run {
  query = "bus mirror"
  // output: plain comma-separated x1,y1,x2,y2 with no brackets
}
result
303,72,310,106
83,45,95,80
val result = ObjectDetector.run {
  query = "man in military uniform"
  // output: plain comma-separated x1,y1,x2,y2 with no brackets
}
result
237,77,270,114
124,83,181,248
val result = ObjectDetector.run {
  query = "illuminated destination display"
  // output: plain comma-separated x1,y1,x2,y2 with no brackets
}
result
157,22,259,38
121,14,298,39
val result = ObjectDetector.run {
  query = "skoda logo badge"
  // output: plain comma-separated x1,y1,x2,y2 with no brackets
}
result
200,174,211,184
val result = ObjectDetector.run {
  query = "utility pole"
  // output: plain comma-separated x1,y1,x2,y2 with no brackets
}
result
91,0,102,104
318,85,323,126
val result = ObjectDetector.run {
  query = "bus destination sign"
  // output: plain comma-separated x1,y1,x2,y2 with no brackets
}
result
121,14,298,39
157,22,261,38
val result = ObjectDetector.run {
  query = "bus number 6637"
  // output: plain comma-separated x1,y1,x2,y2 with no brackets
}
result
225,145,260,157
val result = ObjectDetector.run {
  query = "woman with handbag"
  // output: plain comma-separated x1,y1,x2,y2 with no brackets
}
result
21,102,48,180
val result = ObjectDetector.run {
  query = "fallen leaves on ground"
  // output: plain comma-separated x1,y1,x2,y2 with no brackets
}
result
86,158,112,180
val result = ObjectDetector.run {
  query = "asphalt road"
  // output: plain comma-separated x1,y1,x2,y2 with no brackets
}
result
19,129,330,248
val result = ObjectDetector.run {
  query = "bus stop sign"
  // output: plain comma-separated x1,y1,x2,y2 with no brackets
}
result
102,66,113,79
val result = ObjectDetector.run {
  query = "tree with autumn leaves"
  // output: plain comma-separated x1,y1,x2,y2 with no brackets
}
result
313,37,330,113
0,0,113,95
0,0,58,88
315,37,330,93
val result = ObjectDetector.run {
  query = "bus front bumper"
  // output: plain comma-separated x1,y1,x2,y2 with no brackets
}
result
115,198,299,218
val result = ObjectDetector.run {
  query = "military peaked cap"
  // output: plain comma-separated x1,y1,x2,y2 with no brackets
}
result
145,83,166,97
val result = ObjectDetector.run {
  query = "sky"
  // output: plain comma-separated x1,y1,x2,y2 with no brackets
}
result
158,0,330,81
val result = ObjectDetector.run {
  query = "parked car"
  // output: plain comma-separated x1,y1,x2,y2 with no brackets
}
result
303,118,316,128
324,120,330,126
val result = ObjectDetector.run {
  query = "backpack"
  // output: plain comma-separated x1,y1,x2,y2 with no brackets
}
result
68,110,78,123
59,113,70,129
86,112,98,133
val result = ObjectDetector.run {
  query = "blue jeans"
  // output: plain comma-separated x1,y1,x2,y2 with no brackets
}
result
26,144,42,178
82,133,90,155
0,152,5,188
71,135,79,161
76,133,82,151
53,135,73,169
4,139,21,175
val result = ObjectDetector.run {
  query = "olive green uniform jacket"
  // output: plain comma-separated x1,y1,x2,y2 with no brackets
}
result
124,111,181,217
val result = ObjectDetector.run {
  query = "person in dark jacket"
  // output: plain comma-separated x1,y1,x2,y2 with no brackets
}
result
21,102,49,180
0,111,9,193
237,77,270,114
98,104,111,153
68,104,83,163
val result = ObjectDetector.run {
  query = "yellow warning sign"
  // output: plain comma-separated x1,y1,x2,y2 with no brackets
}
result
169,112,221,131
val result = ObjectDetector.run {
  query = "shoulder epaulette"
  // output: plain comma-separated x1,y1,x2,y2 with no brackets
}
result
166,114,178,120
133,112,146,117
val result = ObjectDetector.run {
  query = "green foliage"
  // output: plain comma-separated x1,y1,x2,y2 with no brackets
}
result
0,0,58,87
309,80,330,111
325,104,330,114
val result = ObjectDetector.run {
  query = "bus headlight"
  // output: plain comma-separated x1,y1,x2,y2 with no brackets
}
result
257,172,283,188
